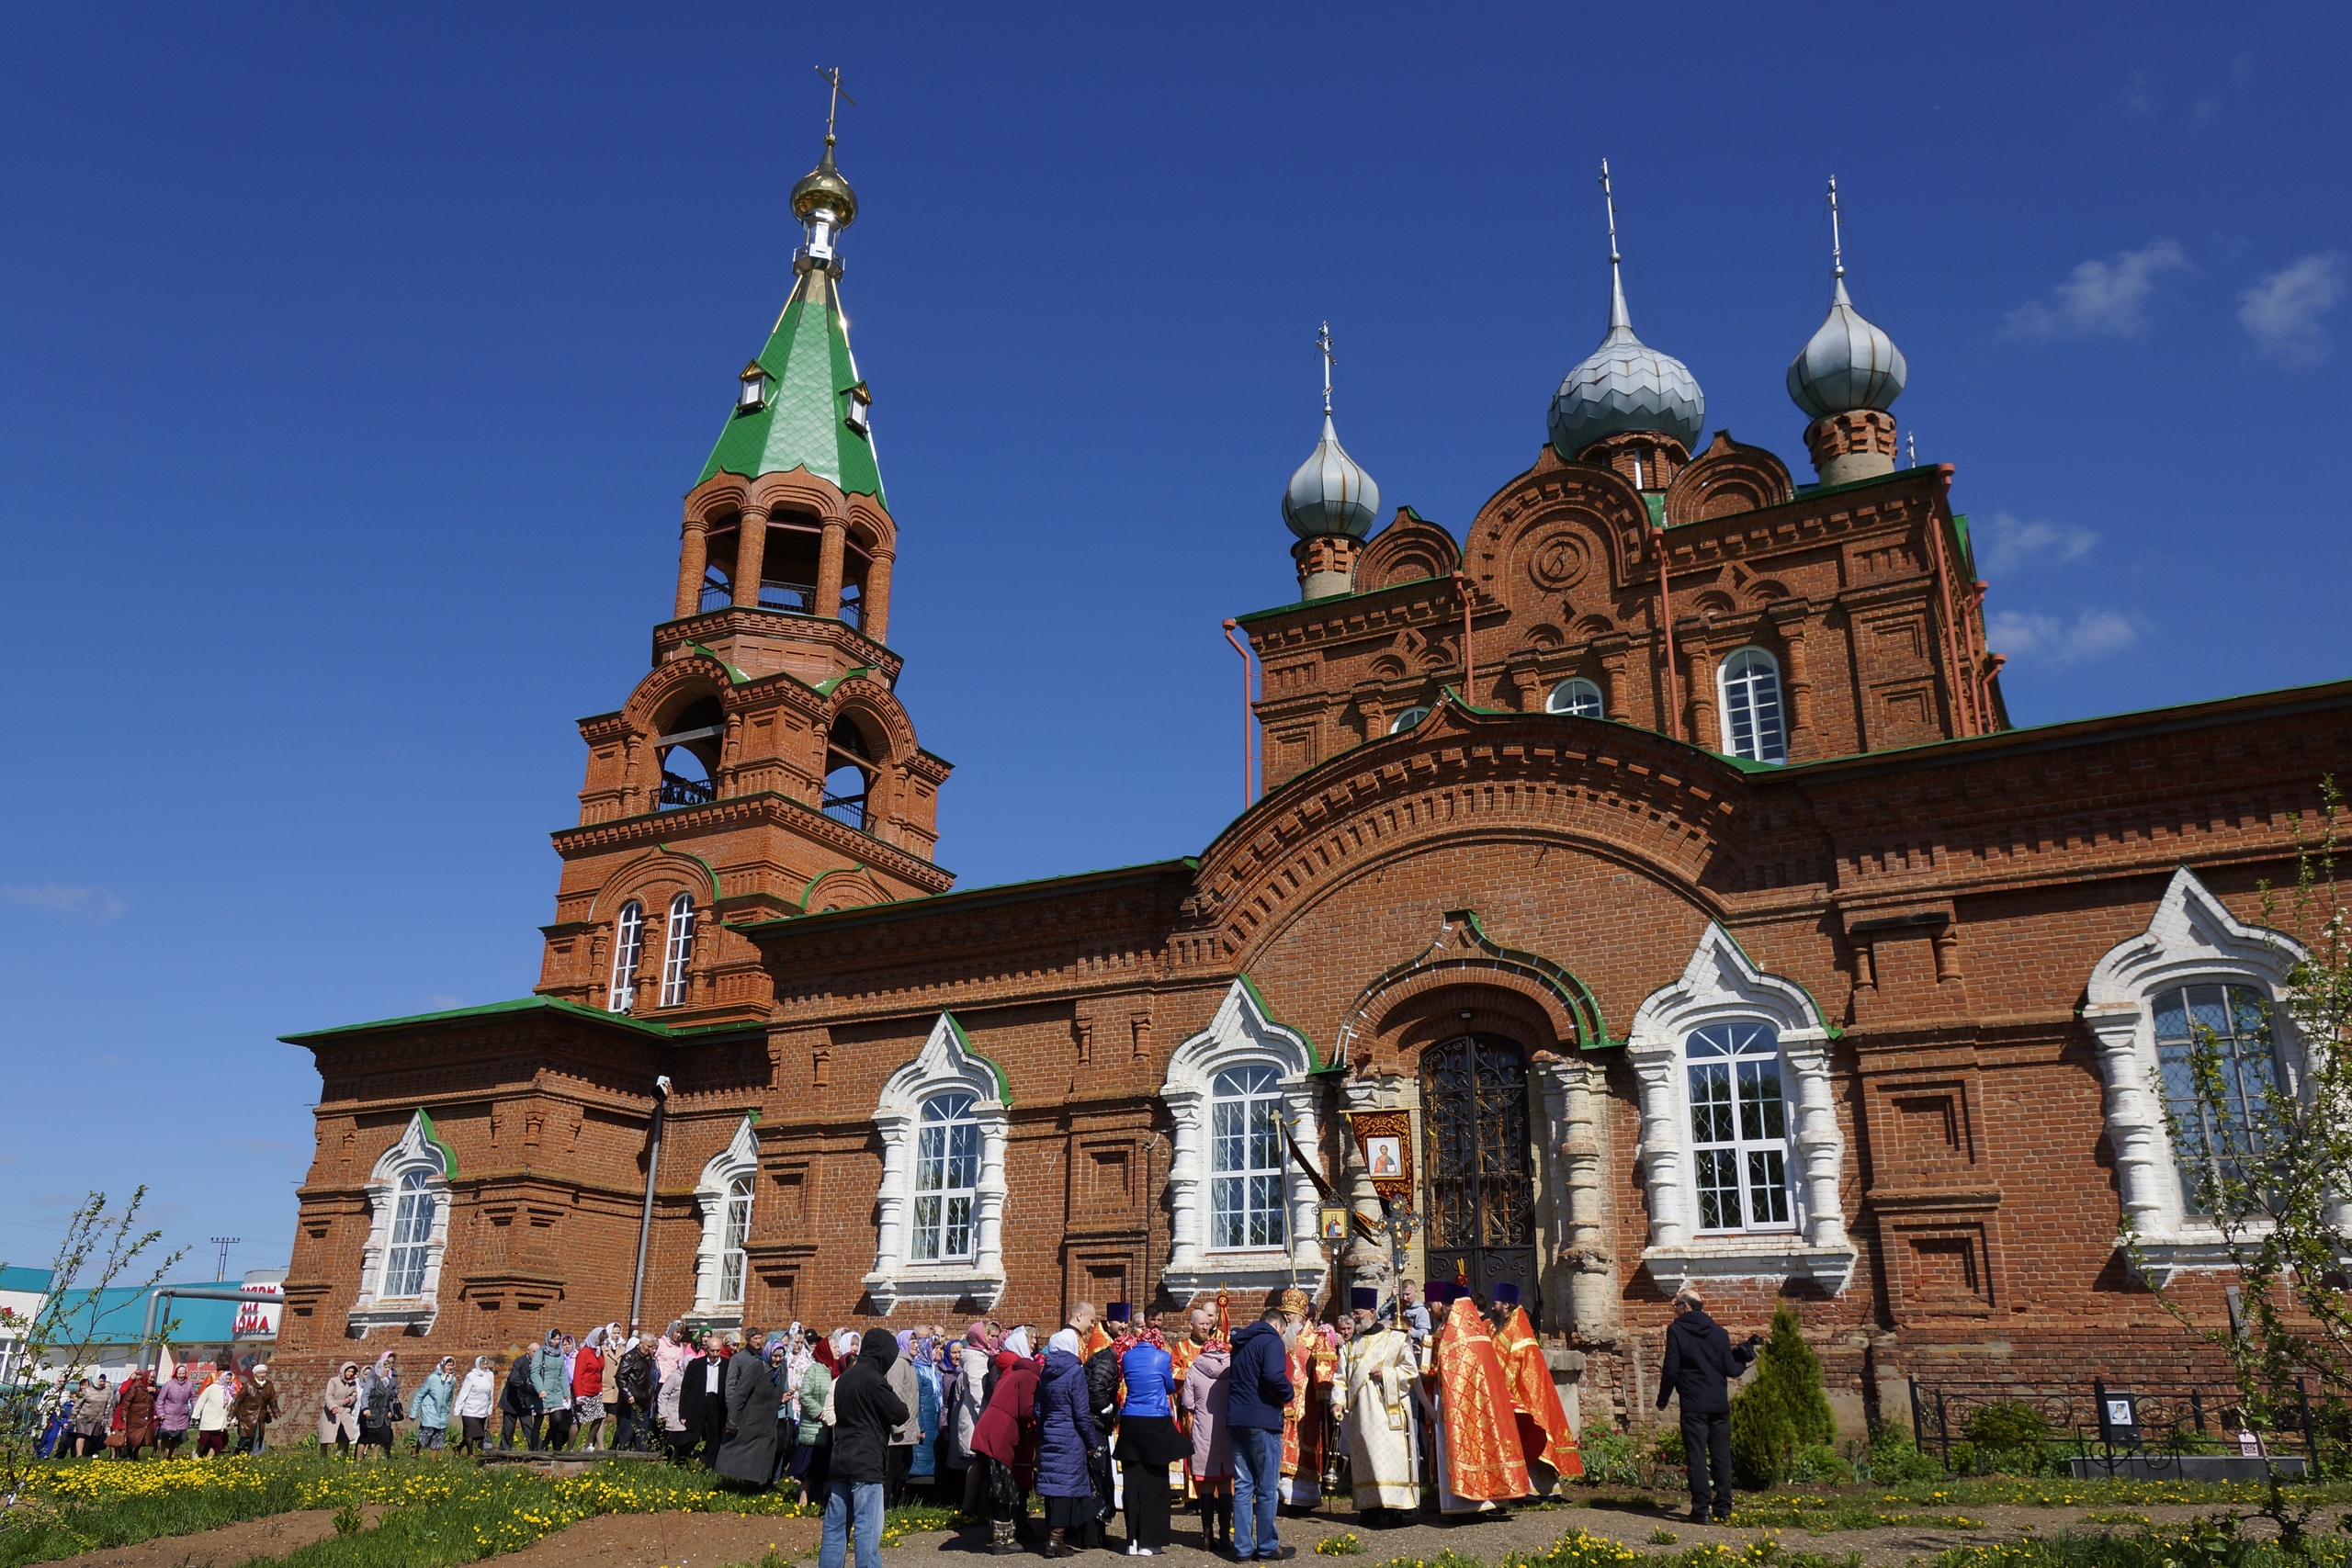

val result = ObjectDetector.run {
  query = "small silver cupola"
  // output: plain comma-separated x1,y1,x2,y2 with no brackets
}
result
1283,322,1382,541
1547,161,1706,460
1788,177,1905,484
1787,176,1907,419
1283,323,1381,601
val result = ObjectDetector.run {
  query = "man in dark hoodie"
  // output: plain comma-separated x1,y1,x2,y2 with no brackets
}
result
822,1327,910,1568
1222,1289,1303,1562
1656,1287,1763,1522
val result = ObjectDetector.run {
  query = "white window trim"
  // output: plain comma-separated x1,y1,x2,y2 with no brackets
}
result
1159,977,1328,1303
659,892,696,1008
865,1013,1011,1314
1715,645,1786,764
607,900,644,1012
1627,924,1853,1292
911,1092,983,1264
692,1114,760,1325
348,1111,453,1337
2084,866,2311,1284
1545,677,1604,717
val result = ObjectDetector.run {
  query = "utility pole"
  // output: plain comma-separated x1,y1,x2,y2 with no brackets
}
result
209,1237,239,1281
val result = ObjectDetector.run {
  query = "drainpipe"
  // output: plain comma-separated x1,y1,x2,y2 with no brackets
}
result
628,1075,673,1337
1654,532,1681,740
1221,620,1255,807
1453,574,1476,705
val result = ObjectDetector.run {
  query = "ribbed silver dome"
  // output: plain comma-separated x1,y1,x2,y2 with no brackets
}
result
1788,276,1906,419
1283,413,1381,539
1548,268,1706,457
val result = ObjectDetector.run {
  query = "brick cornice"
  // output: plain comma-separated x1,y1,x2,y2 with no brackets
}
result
550,791,955,894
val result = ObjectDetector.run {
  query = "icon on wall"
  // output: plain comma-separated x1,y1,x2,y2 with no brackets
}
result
1345,1111,1413,1201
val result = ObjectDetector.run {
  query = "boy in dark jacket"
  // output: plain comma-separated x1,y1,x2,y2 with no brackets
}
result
1656,1287,1762,1522
822,1327,911,1568
1224,1291,1303,1561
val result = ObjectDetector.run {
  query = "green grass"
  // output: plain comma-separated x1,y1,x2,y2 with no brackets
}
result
0,1450,954,1568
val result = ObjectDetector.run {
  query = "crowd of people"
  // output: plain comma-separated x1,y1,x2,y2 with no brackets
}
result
39,1359,283,1460
28,1274,1606,1565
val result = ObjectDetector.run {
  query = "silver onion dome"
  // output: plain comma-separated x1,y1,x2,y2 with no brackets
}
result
1788,274,1906,418
1283,412,1381,539
1548,265,1707,457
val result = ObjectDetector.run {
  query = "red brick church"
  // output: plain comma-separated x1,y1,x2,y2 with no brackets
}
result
275,135,2350,1433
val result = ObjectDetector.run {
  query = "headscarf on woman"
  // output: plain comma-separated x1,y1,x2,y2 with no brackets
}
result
1004,1326,1034,1359
813,1332,840,1375
1046,1327,1082,1359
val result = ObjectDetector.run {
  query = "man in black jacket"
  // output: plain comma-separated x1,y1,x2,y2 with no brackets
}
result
1656,1287,1762,1522
821,1327,910,1568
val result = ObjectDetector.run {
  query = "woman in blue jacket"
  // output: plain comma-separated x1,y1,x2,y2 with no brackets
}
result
1032,1330,1101,1559
1113,1314,1188,1556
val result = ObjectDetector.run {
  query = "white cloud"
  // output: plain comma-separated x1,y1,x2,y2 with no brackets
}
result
1,883,126,920
1988,607,2143,666
2239,253,2346,367
1977,510,2098,575
2002,240,2190,340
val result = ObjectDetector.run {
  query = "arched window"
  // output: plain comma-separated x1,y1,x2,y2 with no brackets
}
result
1685,1022,1793,1233
1209,1065,1288,1249
1545,678,1604,718
606,901,644,1012
911,1091,980,1262
718,1175,752,1303
1717,647,1787,764
2154,983,2280,1214
348,1110,456,1335
1388,706,1430,735
380,1168,436,1297
659,892,696,1008
692,1116,759,1323
824,717,876,830
656,696,723,810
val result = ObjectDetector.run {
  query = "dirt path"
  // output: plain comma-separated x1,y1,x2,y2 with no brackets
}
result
38,1505,387,1568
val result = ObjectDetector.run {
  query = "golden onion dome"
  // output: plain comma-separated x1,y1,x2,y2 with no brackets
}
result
789,139,858,229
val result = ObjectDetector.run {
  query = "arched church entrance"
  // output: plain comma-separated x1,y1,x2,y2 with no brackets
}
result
1419,1032,1536,1312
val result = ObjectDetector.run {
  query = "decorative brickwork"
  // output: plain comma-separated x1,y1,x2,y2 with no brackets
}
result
274,276,2352,1443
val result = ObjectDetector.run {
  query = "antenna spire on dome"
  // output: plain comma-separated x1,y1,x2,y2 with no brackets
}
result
1283,321,1380,601
1547,159,1705,461
1600,160,1632,333
1787,176,1907,483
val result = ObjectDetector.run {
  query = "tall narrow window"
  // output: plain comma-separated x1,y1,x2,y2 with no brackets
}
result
1208,1065,1288,1249
911,1091,980,1262
1717,647,1787,764
660,892,696,1008
717,1175,752,1303
607,901,644,1012
381,1169,435,1297
1545,677,1604,718
1686,1022,1792,1233
2154,983,2280,1214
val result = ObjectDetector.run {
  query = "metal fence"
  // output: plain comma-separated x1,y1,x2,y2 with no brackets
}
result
1908,1376,2326,1478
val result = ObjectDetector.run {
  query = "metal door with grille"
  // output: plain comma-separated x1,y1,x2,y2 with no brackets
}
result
1419,1033,1537,1312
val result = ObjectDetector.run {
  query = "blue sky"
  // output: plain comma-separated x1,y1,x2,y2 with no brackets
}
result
2,4,2346,1276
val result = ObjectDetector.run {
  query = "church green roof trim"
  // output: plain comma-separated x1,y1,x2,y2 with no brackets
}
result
687,643,752,685
940,1011,1014,1107
413,1108,460,1178
279,995,758,1047
813,666,876,697
1238,972,1322,1070
698,270,886,502
653,842,723,901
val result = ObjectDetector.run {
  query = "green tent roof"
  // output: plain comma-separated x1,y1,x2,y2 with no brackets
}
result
698,265,885,502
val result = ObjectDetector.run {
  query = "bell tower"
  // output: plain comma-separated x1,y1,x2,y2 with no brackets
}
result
532,123,954,1027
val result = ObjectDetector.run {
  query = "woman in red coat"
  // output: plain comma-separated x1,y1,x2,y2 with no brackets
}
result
967,1328,1040,1556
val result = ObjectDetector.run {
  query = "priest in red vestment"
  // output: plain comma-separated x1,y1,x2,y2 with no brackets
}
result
1488,1282,1579,1493
1431,1288,1530,1508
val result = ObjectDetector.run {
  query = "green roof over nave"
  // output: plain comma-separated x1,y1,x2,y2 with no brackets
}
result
698,265,885,503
